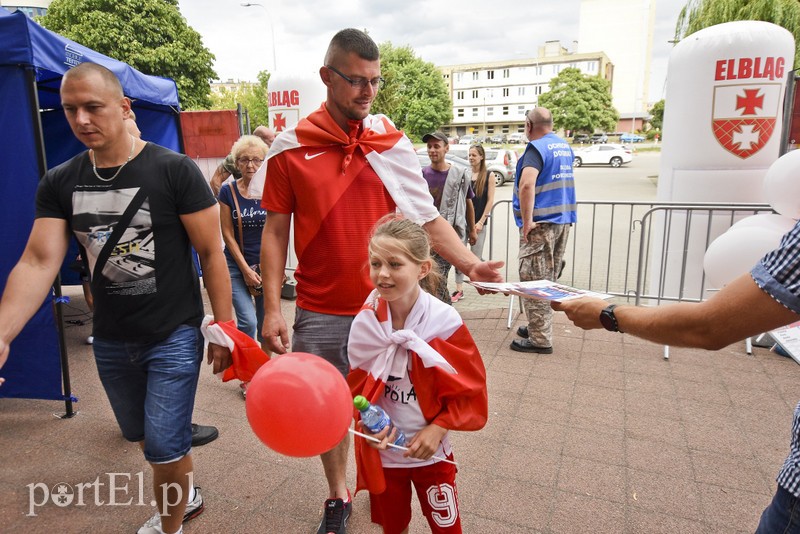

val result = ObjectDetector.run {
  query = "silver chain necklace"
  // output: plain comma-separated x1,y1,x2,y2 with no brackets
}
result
90,134,136,182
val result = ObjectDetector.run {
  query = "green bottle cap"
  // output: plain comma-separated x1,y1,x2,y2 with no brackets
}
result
353,395,368,410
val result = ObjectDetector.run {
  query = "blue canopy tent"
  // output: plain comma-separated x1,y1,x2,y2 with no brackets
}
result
0,9,183,414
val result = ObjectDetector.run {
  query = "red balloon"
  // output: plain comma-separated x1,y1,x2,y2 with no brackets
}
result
245,352,352,457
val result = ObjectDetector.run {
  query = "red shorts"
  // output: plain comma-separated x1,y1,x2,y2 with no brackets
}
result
369,456,461,534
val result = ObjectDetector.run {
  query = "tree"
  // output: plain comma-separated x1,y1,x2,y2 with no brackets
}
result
649,99,665,131
675,0,800,67
538,68,619,133
372,43,452,141
210,71,270,130
40,0,217,109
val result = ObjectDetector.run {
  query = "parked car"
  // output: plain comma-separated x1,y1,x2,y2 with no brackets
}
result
572,133,590,144
458,134,478,145
489,134,507,144
507,133,527,144
418,146,516,187
590,133,608,144
619,132,645,143
491,148,518,185
572,143,632,167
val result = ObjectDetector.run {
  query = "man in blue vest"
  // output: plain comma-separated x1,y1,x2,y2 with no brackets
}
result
511,107,577,353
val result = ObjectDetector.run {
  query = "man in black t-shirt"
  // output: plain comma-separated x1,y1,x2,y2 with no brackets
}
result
0,63,233,534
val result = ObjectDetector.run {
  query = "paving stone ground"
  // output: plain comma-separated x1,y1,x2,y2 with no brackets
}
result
2,284,798,533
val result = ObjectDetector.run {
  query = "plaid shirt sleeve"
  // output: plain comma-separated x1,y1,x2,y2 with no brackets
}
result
750,220,800,315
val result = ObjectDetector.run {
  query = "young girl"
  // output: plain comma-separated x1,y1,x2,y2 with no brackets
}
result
347,216,488,534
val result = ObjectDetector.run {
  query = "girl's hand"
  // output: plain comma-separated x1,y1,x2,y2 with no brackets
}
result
357,421,396,451
403,423,447,460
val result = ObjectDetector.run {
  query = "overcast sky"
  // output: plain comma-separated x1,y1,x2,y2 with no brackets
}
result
179,0,687,104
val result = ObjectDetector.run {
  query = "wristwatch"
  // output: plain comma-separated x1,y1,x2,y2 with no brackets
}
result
599,304,623,333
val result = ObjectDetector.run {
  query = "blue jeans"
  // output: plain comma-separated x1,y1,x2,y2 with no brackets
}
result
292,307,354,377
228,256,264,342
93,325,203,463
756,486,800,533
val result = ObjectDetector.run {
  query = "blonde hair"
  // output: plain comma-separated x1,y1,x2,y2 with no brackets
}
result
230,135,269,161
369,215,443,297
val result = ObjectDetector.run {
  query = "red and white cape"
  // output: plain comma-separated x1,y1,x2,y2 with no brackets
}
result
248,103,438,226
347,290,488,495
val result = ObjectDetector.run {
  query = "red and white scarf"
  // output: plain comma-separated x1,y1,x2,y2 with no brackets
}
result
347,290,488,495
248,103,438,226
349,289,457,382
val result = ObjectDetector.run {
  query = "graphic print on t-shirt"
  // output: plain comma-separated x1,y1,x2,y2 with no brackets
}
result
72,188,155,294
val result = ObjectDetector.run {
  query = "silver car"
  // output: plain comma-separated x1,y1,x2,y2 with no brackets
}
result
433,146,517,187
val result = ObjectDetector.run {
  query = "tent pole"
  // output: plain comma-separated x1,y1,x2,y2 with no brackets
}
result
25,67,48,176
175,105,187,154
25,67,76,418
52,275,77,419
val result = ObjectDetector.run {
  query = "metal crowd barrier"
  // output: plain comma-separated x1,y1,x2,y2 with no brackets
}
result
486,199,775,336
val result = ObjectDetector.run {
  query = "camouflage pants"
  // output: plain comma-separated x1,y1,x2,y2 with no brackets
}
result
518,223,571,347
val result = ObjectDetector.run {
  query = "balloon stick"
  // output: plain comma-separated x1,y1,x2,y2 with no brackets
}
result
348,429,459,467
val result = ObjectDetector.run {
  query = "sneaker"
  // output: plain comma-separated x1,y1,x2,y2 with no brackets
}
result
137,512,163,534
137,486,204,534
182,487,204,522
316,496,352,534
450,290,464,303
190,424,219,447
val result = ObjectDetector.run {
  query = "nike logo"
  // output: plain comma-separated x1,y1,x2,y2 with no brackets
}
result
304,151,327,160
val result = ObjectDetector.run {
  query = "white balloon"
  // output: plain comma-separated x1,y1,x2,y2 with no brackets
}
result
703,226,785,288
764,150,800,219
730,213,798,235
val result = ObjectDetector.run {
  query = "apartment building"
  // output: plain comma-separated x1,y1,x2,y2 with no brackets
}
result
0,0,51,17
439,40,613,139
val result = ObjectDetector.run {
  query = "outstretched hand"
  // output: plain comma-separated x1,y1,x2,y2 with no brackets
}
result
551,297,609,330
465,259,504,295
465,260,504,284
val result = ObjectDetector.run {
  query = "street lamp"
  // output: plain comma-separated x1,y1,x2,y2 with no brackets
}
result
240,2,277,72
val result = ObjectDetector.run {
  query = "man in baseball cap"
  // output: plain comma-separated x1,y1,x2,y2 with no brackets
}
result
420,131,476,304
422,131,449,145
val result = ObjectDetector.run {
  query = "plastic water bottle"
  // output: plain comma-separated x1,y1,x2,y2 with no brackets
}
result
353,395,406,446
